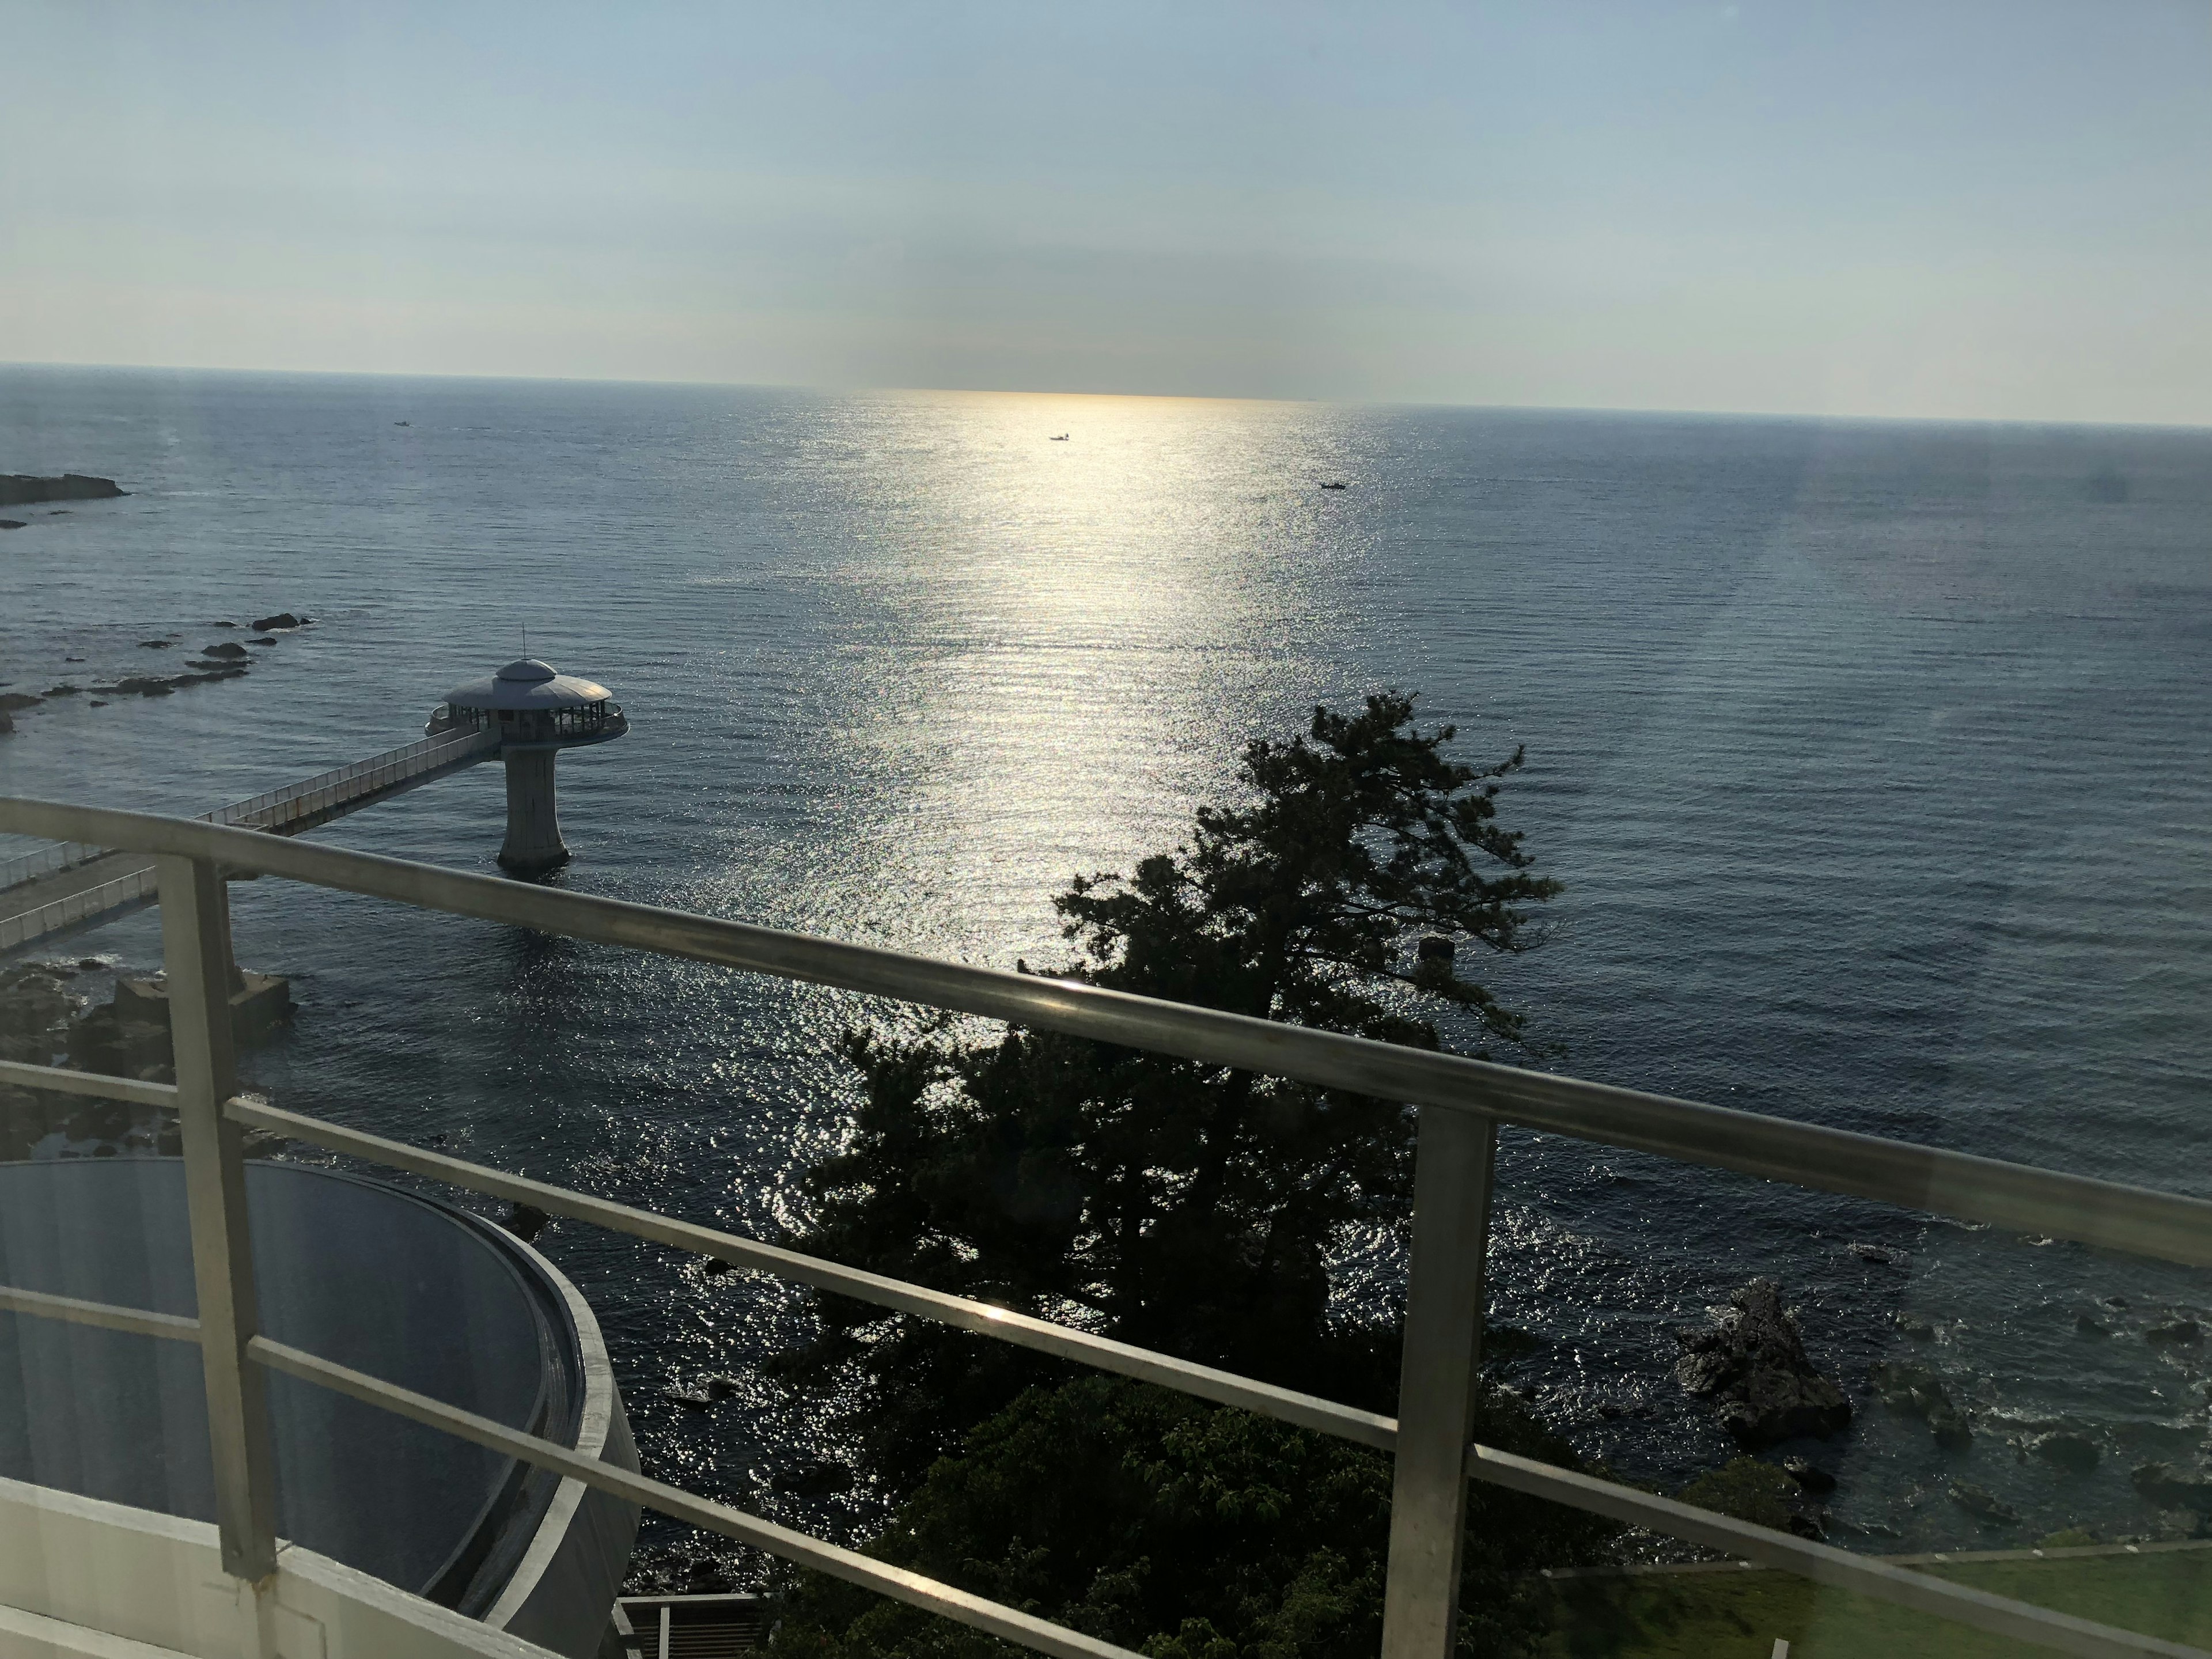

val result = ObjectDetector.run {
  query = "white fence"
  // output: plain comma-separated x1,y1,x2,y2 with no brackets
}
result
0,839,107,894
0,867,162,954
208,728,497,836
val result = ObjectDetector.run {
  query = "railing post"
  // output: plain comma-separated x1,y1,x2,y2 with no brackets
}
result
1380,1106,1498,1659
160,854,279,1583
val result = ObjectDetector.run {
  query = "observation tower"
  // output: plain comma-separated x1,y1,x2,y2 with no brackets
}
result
429,659,627,874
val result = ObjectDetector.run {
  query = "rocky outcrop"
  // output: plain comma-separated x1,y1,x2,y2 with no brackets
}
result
2134,1463,2212,1514
1948,1482,2020,1526
1870,1359,1972,1448
250,611,311,631
1,967,82,1066
1675,1279,1853,1447
200,641,250,660
67,969,293,1078
0,474,126,506
2027,1431,2100,1472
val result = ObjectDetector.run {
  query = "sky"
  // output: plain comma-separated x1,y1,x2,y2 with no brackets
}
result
3,2,2208,423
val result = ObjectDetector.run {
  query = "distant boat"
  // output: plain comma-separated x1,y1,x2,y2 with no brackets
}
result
1319,480,1348,490
394,421,410,427
1049,433,1070,441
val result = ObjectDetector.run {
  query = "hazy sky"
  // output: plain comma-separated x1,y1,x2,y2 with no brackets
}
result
5,2,2207,422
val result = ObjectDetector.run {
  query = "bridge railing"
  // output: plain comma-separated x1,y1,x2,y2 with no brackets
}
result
1,729,497,902
0,865,163,954
211,728,498,834
0,837,109,893
0,795,2205,1659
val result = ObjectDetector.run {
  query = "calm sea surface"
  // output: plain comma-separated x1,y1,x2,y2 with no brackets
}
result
2,366,2209,1566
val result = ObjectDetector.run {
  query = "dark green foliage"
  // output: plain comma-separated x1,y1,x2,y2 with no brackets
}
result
779,694,1560,1484
1675,1459,1802,1533
767,1376,1618,1659
767,695,1599,1656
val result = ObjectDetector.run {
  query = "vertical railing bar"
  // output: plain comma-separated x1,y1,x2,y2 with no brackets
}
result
1380,1108,1498,1658
159,854,279,1583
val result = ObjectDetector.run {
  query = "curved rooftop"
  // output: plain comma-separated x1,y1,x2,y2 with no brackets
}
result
0,1159,635,1643
443,658,612,711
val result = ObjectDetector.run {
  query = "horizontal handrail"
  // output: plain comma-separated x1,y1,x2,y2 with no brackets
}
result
231,1100,2211,1659
1464,1445,2205,1659
0,1249,2189,1658
0,1282,200,1343
249,1336,1147,1659
226,1098,1396,1450
0,1058,179,1109
9,794,2212,1267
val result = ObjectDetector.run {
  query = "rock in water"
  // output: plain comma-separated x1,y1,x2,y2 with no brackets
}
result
2133,1463,2212,1513
1674,1278,1853,1447
1949,1483,2020,1526
250,611,309,631
0,474,127,506
2027,1431,2100,1472
199,641,250,660
1870,1359,1974,1448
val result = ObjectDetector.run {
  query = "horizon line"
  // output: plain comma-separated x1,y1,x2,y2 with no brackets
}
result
3,357,2207,437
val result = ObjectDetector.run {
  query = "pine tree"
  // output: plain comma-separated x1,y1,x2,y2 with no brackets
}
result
781,692,1560,1485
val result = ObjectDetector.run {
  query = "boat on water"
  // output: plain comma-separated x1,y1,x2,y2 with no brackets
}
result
1049,433,1069,441
1319,480,1348,490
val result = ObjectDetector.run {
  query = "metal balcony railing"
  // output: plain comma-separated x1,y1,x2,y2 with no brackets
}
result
0,793,2207,1659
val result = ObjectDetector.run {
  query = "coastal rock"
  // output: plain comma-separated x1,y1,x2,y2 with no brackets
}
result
1,970,81,1065
2146,1318,2201,1346
0,692,40,712
1781,1456,1837,1494
114,677,172,697
2026,1431,2100,1472
1870,1359,1972,1448
1948,1483,2020,1526
0,474,126,507
770,1460,854,1497
2133,1463,2212,1513
0,519,24,531
43,685,81,697
200,641,250,660
1674,1278,1853,1447
139,639,173,649
251,612,309,631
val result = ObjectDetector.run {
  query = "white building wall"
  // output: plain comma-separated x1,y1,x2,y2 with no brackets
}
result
0,1475,559,1659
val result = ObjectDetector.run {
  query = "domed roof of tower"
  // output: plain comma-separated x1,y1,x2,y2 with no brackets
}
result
444,658,612,710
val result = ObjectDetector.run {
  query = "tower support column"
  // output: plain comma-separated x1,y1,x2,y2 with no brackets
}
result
499,749,569,873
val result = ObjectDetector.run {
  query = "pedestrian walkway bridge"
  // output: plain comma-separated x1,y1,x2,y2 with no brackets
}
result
0,728,497,955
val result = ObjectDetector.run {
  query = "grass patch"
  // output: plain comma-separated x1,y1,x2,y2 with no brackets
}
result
1539,1550,2212,1657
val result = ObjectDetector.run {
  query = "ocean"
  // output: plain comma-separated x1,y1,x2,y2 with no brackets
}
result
2,365,2209,1571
